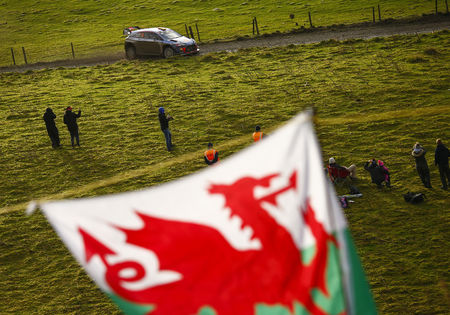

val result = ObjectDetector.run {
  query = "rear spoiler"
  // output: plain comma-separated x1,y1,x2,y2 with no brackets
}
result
123,26,141,36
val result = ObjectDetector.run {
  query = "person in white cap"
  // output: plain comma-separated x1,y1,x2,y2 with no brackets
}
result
411,142,431,188
328,157,357,179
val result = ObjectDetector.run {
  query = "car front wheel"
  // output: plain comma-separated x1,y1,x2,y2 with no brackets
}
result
126,46,137,60
163,47,175,58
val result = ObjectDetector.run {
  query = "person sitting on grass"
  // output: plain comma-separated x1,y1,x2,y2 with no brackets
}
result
378,160,391,188
327,157,357,182
204,142,219,166
252,125,264,142
364,159,385,188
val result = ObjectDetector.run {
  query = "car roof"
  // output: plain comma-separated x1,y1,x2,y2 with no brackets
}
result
131,27,171,34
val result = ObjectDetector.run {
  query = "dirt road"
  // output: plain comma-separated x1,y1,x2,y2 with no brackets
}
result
1,15,449,73
201,17,450,54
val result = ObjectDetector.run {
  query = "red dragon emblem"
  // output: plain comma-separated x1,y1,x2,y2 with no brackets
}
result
79,171,340,314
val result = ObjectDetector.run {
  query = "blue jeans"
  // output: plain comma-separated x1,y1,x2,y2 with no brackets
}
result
162,128,172,151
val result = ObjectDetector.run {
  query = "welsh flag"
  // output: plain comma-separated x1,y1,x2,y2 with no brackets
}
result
31,110,376,315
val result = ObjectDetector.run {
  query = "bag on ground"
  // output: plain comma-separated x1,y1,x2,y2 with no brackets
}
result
403,192,425,204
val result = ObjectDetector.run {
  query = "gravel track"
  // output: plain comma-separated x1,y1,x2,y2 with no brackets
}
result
1,15,449,73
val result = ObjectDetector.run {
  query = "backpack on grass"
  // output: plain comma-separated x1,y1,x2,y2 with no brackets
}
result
349,185,361,195
339,196,349,209
403,192,425,204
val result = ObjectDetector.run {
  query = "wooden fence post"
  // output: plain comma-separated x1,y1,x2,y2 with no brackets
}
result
71,42,75,59
372,7,375,22
195,23,201,42
378,4,381,21
254,17,260,35
446,0,449,13
189,26,195,40
185,24,189,38
252,17,255,35
11,47,16,66
308,11,313,27
435,0,438,14
22,46,28,64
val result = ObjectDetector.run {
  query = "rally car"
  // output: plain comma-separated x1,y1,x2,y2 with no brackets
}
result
124,27,199,59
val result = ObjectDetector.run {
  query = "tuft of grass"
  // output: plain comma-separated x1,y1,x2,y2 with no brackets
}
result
406,54,428,63
0,32,449,314
424,47,440,55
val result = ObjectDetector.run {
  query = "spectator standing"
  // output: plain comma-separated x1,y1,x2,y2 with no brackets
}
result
252,125,264,142
63,106,81,147
43,108,60,148
204,143,219,165
158,107,173,151
434,139,450,190
411,142,431,188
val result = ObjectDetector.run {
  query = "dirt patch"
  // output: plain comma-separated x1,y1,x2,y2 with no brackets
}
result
1,14,449,73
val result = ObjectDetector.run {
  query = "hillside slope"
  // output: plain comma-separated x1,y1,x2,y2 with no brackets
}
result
0,32,449,314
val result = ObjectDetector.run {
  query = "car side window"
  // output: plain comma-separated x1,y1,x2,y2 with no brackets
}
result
143,32,161,41
143,32,158,40
152,33,163,41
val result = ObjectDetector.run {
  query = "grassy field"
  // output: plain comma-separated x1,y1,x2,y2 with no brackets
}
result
1,31,450,314
0,0,445,66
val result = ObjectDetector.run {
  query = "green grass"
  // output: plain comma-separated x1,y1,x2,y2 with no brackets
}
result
1,32,449,314
0,0,445,66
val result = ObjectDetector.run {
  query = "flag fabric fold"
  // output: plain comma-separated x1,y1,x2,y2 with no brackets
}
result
36,110,376,315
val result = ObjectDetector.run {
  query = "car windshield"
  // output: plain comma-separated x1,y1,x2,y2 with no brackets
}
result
159,28,182,40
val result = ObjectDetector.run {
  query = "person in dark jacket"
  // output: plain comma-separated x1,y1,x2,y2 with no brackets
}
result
365,159,378,183
378,160,391,188
43,108,60,148
364,159,385,188
434,139,450,190
158,107,173,151
63,106,81,147
411,142,431,188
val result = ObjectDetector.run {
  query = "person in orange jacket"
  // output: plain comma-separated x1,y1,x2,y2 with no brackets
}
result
204,142,219,165
253,125,264,142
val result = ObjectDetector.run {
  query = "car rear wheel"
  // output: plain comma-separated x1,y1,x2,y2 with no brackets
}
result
126,46,137,60
163,47,174,58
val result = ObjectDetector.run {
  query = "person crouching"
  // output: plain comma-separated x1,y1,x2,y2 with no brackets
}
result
204,143,219,165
